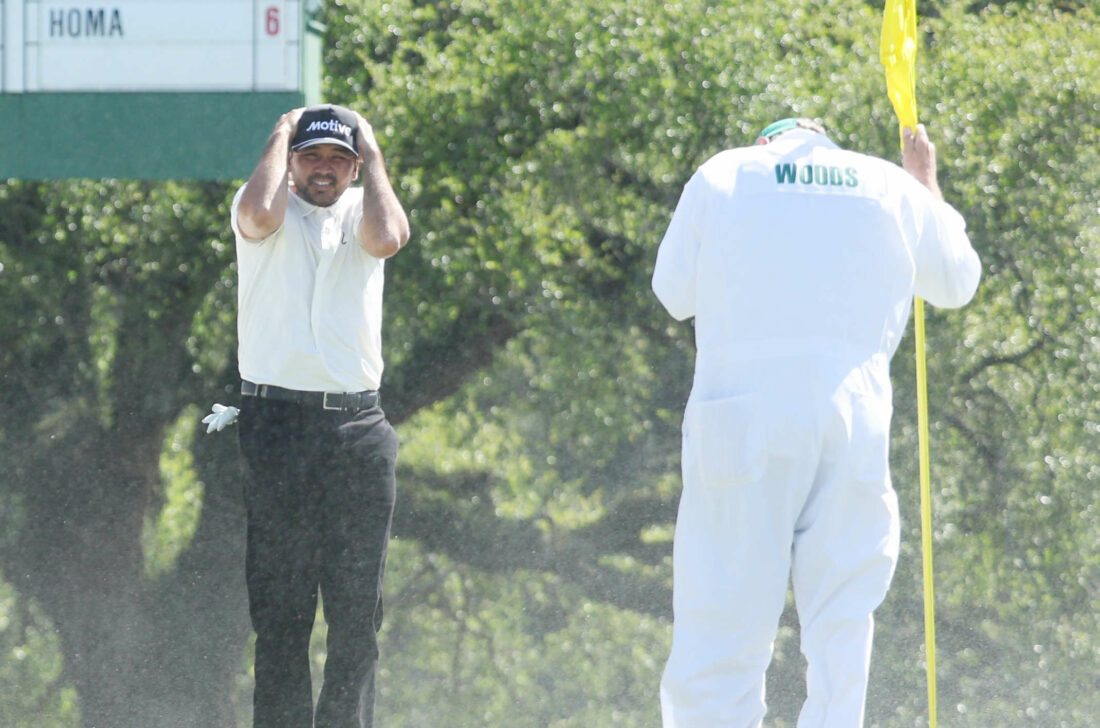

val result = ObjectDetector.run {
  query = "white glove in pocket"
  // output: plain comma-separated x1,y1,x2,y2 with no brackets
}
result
202,403,239,434
684,393,766,488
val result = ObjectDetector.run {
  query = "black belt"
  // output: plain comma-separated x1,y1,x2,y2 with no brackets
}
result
241,381,380,411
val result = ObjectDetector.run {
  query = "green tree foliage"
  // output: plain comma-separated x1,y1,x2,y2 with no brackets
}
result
0,0,1097,726
0,180,248,727
876,4,1100,724
0,579,78,726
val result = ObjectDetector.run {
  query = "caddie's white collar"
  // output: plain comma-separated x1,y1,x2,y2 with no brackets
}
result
770,128,841,150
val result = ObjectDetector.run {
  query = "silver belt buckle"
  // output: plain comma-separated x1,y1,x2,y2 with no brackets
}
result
322,392,344,411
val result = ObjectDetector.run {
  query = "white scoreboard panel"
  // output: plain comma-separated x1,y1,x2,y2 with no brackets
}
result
2,1,303,92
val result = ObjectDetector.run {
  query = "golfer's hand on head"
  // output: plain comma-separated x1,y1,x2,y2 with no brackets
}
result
902,124,942,199
353,112,382,161
277,107,306,138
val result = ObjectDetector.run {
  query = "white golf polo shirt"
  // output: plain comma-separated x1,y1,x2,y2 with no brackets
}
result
231,184,385,392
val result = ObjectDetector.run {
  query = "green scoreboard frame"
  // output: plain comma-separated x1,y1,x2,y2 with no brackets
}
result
0,12,324,180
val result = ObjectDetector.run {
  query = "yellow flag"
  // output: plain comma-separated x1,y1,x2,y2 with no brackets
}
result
880,0,918,141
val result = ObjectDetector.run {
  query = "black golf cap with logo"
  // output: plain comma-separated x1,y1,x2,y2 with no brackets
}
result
291,104,359,156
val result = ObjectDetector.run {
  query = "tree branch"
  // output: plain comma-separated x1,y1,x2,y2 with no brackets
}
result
393,467,673,618
383,305,519,426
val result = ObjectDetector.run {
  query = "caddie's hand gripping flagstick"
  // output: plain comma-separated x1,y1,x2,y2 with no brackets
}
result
880,1,939,727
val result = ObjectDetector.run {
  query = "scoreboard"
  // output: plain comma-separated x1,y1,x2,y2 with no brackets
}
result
1,1,323,178
4,2,302,92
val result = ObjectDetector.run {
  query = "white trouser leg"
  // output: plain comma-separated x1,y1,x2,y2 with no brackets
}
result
792,393,900,728
661,452,816,728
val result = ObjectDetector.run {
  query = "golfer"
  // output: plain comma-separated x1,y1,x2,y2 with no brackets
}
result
232,103,409,728
652,118,980,727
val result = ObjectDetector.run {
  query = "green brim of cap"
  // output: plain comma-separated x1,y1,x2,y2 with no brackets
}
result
758,118,800,141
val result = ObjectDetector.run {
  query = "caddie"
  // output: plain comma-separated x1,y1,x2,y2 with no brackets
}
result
229,103,410,728
652,118,980,727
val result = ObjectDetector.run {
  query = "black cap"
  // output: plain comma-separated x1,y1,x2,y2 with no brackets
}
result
291,104,359,156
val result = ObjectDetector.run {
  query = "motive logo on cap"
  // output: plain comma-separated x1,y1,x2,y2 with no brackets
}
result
303,119,352,137
291,104,359,156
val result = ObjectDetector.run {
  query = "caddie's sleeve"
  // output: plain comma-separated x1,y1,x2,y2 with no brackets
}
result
652,173,705,321
912,199,981,309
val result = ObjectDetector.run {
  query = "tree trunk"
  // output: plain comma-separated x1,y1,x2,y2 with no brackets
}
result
11,422,251,728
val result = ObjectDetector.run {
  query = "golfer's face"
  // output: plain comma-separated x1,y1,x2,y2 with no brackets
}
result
289,144,359,206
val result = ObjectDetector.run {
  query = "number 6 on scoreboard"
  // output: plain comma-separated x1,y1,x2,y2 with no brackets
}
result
266,6,280,36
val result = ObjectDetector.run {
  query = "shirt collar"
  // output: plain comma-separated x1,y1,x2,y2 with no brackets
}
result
289,186,333,217
767,128,841,151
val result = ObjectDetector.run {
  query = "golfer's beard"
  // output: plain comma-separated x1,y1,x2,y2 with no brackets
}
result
300,175,339,206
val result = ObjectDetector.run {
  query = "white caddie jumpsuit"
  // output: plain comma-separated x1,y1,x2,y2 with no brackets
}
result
651,129,981,728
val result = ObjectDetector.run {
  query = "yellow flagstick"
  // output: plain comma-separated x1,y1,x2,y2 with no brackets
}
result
880,1,938,726
912,297,937,728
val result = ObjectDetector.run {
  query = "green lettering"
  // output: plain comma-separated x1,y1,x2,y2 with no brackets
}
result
775,164,798,184
779,164,860,188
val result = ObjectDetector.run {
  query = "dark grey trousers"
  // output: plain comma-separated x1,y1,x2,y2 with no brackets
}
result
238,395,398,728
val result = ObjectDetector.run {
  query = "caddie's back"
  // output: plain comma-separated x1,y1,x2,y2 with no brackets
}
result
688,129,934,367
